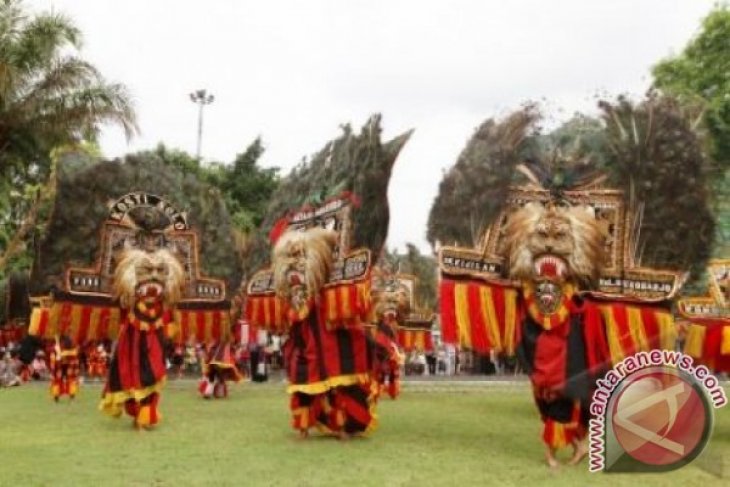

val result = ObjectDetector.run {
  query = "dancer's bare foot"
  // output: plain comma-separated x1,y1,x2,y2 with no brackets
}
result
336,431,350,441
545,447,559,469
298,429,309,439
568,440,587,466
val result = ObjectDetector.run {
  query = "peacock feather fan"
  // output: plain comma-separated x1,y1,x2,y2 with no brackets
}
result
244,115,412,272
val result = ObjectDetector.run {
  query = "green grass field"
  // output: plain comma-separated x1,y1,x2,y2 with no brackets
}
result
0,380,728,486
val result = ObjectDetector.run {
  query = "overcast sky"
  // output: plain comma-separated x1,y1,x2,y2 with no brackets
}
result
29,0,717,253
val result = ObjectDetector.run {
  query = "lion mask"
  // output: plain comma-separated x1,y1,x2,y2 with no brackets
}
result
500,203,605,312
112,248,185,310
374,282,411,322
272,227,338,311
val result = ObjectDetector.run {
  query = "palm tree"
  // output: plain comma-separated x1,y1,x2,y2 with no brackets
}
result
0,0,138,276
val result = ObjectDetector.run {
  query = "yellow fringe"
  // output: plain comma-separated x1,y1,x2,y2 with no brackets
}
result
601,306,625,364
656,310,677,351
308,378,380,437
481,286,502,351
454,284,472,349
286,373,371,395
684,324,706,359
98,378,166,417
626,306,649,352
721,326,730,355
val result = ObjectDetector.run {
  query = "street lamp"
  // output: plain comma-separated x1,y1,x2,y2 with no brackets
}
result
189,89,215,160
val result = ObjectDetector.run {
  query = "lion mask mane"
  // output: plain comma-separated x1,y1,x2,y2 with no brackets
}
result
374,282,411,321
272,227,338,308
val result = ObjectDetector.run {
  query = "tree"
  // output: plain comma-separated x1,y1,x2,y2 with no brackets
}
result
29,152,242,296
652,5,730,256
382,244,437,313
203,138,279,233
0,0,137,278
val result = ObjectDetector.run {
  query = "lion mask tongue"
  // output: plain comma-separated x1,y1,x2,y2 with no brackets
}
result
539,261,557,278
534,255,566,280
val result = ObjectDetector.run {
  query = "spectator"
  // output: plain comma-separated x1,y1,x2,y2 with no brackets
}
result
184,343,198,375
0,350,21,387
31,351,49,380
170,344,184,379
426,351,437,376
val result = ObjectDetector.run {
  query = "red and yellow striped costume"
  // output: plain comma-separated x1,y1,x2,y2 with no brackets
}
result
199,341,243,399
440,279,677,449
86,344,108,379
372,314,401,399
284,304,377,435
50,337,80,401
99,301,171,428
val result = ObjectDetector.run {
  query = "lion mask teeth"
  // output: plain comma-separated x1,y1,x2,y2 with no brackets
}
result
534,255,567,279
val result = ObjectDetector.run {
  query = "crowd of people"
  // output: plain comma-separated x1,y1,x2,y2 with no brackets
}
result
169,340,279,382
403,347,515,377
0,336,282,389
0,339,110,388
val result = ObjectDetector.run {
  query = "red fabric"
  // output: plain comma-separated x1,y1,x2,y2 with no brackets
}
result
269,216,290,245
492,286,507,345
130,323,142,389
349,284,358,316
116,323,137,388
321,317,343,377
76,307,92,344
640,306,660,350
196,312,205,343
467,283,489,353
611,304,637,358
180,311,189,345
212,312,221,341
704,323,730,373
286,313,373,387
124,400,140,418
110,321,167,392
147,331,166,380
98,308,110,340
531,320,570,391
59,302,72,335
583,300,610,374
424,332,434,352
439,280,457,345
338,388,370,424
38,310,49,337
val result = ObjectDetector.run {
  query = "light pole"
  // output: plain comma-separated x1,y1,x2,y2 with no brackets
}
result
189,89,214,160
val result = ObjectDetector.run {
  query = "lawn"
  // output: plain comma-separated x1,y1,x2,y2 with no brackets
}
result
0,380,728,486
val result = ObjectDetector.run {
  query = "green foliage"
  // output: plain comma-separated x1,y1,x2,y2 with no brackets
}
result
28,152,242,296
203,138,279,233
0,0,137,277
245,115,412,271
383,243,437,312
653,4,730,256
